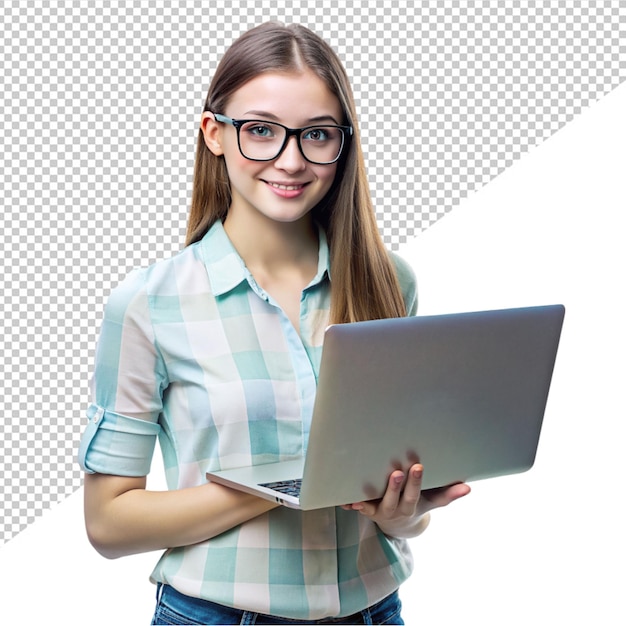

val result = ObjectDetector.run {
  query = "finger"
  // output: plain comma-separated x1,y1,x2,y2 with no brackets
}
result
397,464,423,514
421,482,471,512
349,470,405,518
374,470,405,518
446,482,471,503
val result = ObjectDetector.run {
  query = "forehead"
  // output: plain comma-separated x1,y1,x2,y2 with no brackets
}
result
226,70,343,124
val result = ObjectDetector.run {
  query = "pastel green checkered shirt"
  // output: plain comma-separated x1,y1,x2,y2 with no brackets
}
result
78,220,418,620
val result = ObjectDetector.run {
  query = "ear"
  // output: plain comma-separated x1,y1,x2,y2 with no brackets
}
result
200,112,224,156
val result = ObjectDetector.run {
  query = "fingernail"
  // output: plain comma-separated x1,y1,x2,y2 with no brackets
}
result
394,474,405,485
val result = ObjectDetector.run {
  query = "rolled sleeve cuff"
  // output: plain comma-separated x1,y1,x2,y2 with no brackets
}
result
78,404,161,476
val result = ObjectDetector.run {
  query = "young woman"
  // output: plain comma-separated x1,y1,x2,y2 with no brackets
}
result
79,22,470,625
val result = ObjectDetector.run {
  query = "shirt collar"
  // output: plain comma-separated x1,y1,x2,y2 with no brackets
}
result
198,220,330,297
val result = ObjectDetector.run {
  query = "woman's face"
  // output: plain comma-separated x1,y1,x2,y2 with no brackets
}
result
202,69,344,227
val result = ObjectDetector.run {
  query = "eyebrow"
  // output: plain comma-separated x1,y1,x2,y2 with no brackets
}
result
243,110,341,125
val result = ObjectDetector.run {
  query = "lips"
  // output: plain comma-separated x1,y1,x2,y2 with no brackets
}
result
263,180,310,199
266,181,308,191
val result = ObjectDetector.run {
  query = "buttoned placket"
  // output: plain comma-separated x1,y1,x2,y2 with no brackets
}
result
244,271,341,616
243,269,319,450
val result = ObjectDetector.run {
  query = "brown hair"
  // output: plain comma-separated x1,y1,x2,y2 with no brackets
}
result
187,22,407,323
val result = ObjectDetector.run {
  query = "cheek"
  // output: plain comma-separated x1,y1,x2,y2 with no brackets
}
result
223,149,258,182
220,132,250,168
318,164,338,190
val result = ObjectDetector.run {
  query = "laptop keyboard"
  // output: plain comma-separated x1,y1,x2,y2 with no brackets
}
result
259,478,302,498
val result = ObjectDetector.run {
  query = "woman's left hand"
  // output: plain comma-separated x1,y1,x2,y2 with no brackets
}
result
341,464,471,538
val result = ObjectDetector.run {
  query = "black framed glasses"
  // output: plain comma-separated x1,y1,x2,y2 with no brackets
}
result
213,113,353,165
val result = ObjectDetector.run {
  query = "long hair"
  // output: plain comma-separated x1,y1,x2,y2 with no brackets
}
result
187,22,407,323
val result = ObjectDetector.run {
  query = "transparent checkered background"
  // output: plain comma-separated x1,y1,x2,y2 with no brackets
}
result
1,1,625,544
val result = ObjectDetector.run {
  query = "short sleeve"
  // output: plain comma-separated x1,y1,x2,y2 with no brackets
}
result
390,252,418,316
77,268,168,476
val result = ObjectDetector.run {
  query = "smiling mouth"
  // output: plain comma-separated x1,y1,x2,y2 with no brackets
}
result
265,181,309,191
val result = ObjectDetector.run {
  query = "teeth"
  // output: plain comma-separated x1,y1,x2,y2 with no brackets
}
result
268,182,303,190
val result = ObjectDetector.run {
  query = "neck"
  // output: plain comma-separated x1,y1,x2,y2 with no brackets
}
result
223,210,318,274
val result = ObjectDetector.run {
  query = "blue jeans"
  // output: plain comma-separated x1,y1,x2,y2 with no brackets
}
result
151,583,404,625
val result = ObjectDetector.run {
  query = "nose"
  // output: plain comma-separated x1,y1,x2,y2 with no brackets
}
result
273,135,307,172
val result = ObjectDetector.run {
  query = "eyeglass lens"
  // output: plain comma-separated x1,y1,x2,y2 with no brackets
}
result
238,121,344,164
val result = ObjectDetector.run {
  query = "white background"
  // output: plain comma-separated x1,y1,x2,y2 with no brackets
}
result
1,81,624,625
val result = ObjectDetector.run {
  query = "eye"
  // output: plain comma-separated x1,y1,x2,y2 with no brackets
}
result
242,122,276,139
303,127,331,142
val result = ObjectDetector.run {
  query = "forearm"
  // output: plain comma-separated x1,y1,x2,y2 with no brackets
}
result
84,474,279,559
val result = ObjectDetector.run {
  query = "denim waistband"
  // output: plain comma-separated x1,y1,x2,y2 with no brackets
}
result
152,582,404,625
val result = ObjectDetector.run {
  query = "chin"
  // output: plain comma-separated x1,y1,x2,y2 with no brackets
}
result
258,204,315,224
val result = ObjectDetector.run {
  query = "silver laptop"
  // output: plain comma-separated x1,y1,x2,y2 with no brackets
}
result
206,304,565,510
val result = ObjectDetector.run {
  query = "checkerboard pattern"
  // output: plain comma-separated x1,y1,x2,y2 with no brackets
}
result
1,1,625,544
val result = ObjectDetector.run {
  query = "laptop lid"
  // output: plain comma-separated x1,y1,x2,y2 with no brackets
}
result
296,304,565,509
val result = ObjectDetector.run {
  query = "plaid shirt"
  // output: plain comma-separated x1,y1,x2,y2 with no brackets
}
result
78,220,418,620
